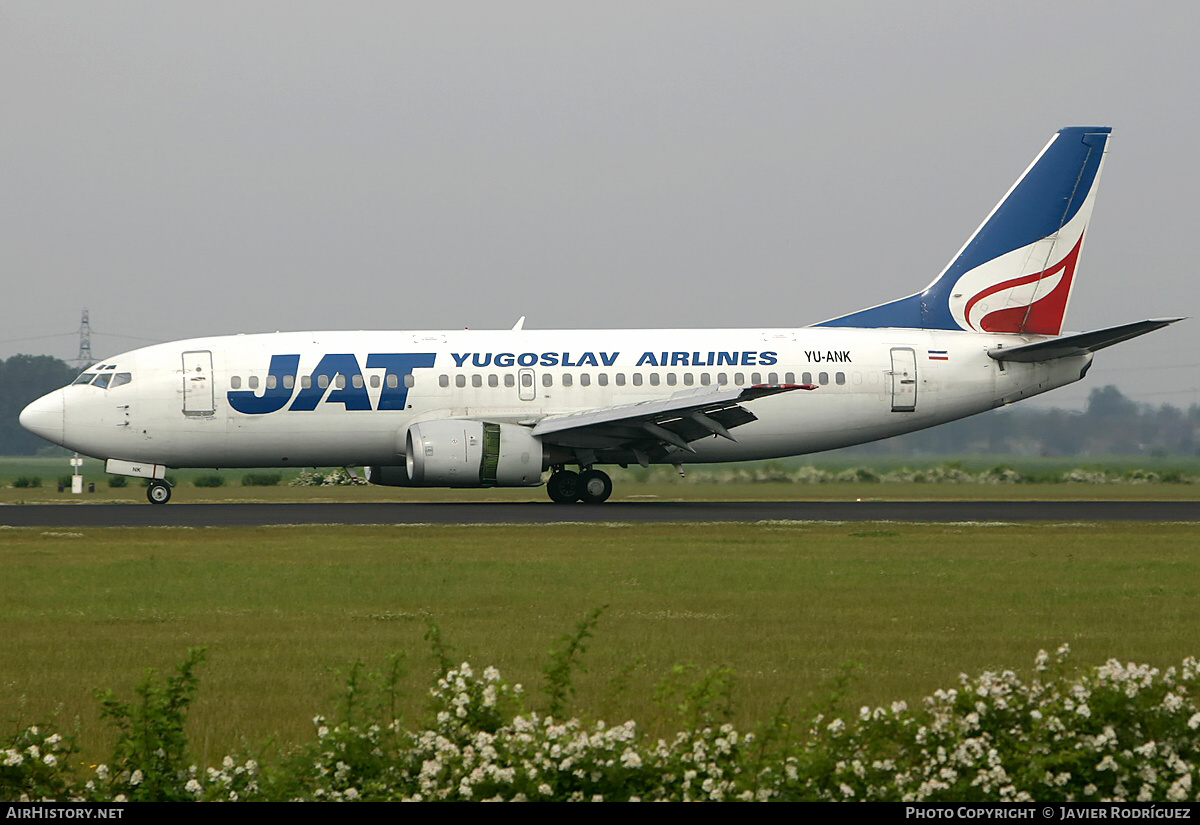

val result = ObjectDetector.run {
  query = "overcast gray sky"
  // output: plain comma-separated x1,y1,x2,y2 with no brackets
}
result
2,1,1196,408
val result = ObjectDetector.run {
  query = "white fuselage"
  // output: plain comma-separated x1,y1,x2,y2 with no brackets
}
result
42,326,1089,470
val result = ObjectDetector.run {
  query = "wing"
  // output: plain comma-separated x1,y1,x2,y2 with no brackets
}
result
531,383,815,467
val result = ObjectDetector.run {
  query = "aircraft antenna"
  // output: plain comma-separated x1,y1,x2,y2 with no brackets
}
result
75,308,94,369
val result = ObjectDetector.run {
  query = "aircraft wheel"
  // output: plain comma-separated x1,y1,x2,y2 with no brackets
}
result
147,480,172,505
546,470,579,504
577,469,612,504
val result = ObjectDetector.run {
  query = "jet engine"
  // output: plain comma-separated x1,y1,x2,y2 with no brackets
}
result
366,420,544,488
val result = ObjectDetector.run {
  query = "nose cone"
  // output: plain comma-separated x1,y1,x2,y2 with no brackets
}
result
20,389,65,446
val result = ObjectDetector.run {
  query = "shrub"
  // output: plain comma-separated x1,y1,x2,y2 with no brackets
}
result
6,644,1200,802
107,475,128,488
12,476,41,488
192,475,225,488
241,472,283,487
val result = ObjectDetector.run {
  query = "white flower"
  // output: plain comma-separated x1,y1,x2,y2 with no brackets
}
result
130,769,144,786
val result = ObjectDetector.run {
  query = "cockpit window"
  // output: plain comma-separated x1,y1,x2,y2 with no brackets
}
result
73,373,97,385
110,373,132,389
92,373,111,389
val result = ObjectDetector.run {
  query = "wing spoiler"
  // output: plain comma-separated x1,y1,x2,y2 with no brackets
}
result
987,318,1183,363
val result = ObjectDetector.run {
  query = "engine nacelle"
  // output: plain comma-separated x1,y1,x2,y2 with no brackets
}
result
366,420,544,488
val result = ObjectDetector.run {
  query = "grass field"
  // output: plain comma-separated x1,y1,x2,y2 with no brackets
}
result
3,453,1200,504
3,520,1198,767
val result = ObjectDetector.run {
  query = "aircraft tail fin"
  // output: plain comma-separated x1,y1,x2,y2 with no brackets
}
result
818,126,1111,334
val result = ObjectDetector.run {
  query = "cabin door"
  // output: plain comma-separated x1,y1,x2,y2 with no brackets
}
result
182,350,215,416
889,347,917,412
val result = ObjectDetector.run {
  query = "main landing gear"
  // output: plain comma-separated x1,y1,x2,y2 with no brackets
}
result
147,479,172,505
547,468,612,504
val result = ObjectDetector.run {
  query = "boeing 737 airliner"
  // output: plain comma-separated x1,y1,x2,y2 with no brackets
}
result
20,127,1179,504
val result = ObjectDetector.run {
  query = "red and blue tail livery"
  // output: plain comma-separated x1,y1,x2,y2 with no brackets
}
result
818,127,1109,335
19,126,1180,504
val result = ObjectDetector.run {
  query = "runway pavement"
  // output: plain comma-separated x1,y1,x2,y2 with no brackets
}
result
2,500,1199,527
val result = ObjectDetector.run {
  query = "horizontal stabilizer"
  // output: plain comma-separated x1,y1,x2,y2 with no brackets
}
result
987,318,1183,363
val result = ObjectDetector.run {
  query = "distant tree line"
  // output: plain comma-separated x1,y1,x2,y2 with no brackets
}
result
0,354,1195,457
843,384,1200,458
0,355,77,455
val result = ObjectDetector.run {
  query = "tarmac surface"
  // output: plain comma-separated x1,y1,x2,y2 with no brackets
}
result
2,500,1198,527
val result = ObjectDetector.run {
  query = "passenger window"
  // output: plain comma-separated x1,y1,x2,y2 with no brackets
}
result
819,372,829,385
684,373,694,386
632,374,643,386
471,374,482,388
616,374,626,386
751,372,762,384
836,372,846,385
666,374,677,386
439,375,449,388
563,373,573,387
715,373,725,385
542,373,553,387
455,375,466,388
734,373,744,385
249,375,260,390
110,373,132,388
404,374,414,388
267,375,277,390
352,374,364,389
785,372,795,384
387,374,399,389
598,373,609,386
334,375,346,389
370,374,380,389
649,374,660,386
802,372,812,384
230,376,241,389
768,372,778,384
521,373,532,388
488,374,498,387
505,374,515,388
580,373,590,386
283,375,295,389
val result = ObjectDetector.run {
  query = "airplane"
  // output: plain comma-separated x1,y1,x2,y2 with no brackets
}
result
19,126,1181,505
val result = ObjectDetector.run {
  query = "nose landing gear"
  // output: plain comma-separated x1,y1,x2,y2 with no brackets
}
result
147,480,172,505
